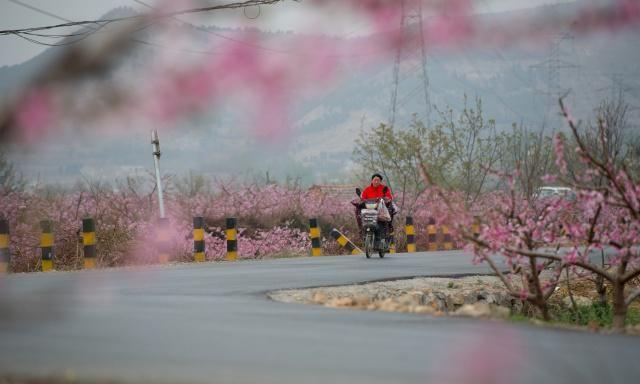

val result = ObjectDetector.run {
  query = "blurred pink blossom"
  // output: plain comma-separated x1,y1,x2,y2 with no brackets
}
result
13,88,56,142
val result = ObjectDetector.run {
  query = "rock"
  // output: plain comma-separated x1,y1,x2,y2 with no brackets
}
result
454,303,510,319
353,295,371,307
499,293,516,308
492,306,512,319
463,291,477,305
434,292,452,310
410,305,436,315
450,292,466,306
326,297,354,308
311,291,328,304
454,303,490,318
408,290,425,303
397,292,423,306
510,298,524,312
562,295,592,308
423,293,447,311
378,298,403,312
473,290,487,302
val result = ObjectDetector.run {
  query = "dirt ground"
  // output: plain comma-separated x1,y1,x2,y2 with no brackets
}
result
554,275,640,311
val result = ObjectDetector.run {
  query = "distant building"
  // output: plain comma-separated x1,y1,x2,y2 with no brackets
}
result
308,184,359,200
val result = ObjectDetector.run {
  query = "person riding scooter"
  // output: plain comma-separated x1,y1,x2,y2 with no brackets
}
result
352,173,397,242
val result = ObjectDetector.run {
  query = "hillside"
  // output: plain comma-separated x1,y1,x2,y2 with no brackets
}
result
1,3,639,185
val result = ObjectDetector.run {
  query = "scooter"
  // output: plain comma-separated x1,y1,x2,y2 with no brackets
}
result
354,187,392,258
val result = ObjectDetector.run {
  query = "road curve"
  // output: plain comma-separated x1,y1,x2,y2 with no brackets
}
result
1,251,638,384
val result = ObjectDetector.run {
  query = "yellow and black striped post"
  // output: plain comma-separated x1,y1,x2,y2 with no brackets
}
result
82,218,96,269
330,229,361,255
427,217,438,251
405,216,416,253
194,216,205,262
309,218,322,256
0,219,9,273
472,217,480,239
226,218,237,261
40,220,54,272
442,225,453,250
559,223,568,239
157,218,170,264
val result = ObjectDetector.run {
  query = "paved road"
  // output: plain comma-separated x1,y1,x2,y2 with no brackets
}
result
1,251,638,383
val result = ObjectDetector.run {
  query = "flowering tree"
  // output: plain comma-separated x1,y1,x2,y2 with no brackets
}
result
419,96,640,331
0,176,363,271
497,123,555,201
0,150,25,194
550,97,640,330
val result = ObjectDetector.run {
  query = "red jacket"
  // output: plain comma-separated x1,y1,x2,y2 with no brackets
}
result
361,184,393,200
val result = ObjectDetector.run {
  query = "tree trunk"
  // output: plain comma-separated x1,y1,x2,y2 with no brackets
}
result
612,281,627,332
596,274,607,306
527,262,550,321
527,277,550,321
539,300,550,321
596,250,607,306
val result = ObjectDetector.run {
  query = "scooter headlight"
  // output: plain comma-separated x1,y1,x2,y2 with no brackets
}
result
365,203,377,210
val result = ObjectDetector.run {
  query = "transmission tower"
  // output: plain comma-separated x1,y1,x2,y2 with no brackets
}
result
389,0,431,128
594,72,640,115
597,73,638,100
530,33,580,115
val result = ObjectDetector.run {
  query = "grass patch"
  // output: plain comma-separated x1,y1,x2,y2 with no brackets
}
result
508,313,531,323
509,303,640,327
552,303,640,327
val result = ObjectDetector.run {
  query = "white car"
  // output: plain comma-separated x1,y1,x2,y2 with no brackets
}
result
536,186,576,200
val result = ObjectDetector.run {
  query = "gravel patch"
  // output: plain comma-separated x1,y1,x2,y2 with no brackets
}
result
268,275,640,335
269,275,521,319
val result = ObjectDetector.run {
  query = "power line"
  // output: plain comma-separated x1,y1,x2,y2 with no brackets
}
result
8,0,75,23
132,0,297,56
5,0,160,47
0,0,284,36
6,0,118,46
8,0,156,49
476,0,550,120
11,21,117,47
429,53,532,124
7,0,380,59
131,0,398,60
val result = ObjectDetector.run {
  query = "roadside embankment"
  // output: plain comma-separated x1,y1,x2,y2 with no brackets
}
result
269,275,640,334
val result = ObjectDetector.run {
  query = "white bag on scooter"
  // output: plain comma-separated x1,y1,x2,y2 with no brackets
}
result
377,200,391,222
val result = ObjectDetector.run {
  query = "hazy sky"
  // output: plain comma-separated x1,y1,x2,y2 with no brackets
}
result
0,0,577,67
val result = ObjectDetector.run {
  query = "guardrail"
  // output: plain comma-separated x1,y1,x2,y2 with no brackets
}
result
330,228,362,255
0,214,472,273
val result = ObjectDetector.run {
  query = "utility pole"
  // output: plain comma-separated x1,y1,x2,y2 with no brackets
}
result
389,0,431,128
151,130,165,219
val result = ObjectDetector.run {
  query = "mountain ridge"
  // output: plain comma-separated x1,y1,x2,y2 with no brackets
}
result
1,3,639,185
